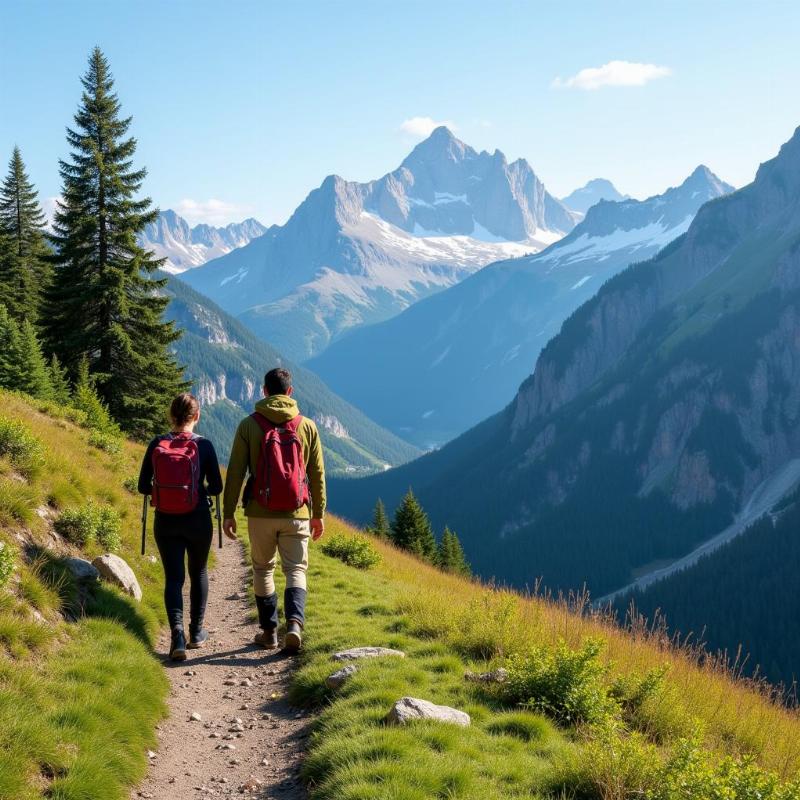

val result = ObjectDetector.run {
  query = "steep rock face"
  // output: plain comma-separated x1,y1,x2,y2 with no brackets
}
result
139,210,267,272
184,127,574,360
328,126,800,598
310,166,730,448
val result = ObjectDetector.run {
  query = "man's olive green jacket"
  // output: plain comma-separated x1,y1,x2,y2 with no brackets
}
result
223,395,326,520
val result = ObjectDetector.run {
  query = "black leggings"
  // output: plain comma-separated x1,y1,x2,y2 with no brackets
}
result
154,512,213,632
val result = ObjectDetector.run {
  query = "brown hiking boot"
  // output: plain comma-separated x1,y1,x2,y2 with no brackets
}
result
283,621,302,653
254,628,278,649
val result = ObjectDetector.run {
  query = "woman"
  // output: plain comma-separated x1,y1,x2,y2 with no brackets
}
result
138,393,223,661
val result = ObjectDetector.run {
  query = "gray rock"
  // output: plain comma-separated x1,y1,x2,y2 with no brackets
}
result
325,664,358,689
64,557,99,581
464,667,509,684
92,554,142,601
385,697,470,727
332,647,405,662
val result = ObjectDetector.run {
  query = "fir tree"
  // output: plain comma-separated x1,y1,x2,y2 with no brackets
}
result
15,320,51,399
0,305,21,389
368,498,391,538
437,527,471,576
42,47,186,437
72,356,118,434
391,489,437,560
0,146,49,320
48,354,72,405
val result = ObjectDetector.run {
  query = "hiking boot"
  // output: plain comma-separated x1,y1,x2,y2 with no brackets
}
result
283,621,302,653
188,627,209,649
254,628,278,649
169,628,187,661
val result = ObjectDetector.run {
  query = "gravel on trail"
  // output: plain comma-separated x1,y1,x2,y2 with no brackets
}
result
132,540,309,799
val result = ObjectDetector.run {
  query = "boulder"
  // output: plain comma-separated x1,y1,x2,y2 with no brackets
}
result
385,697,470,727
332,647,405,662
64,557,99,581
464,667,509,684
92,554,142,601
325,664,358,689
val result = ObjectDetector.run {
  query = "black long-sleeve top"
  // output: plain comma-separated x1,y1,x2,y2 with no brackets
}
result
138,434,224,527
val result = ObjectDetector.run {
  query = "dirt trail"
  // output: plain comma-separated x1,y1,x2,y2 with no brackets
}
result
133,540,309,799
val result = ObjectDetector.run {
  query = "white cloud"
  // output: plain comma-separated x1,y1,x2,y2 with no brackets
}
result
42,196,63,230
553,60,672,91
173,198,253,226
399,116,457,139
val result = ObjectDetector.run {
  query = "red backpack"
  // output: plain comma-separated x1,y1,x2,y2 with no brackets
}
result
151,433,201,514
251,413,310,511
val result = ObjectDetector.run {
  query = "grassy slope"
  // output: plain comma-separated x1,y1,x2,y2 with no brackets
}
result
0,391,168,800
289,518,800,798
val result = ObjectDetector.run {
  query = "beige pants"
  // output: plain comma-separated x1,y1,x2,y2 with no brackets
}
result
247,517,310,596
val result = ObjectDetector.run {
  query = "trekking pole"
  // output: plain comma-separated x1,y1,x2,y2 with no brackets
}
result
140,495,148,556
216,495,223,549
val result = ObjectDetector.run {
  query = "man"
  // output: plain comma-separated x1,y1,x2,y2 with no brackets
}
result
223,367,325,652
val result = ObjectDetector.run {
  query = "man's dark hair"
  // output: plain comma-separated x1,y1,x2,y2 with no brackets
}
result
264,367,292,396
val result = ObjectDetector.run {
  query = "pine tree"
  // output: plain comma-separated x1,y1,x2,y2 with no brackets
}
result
15,320,51,399
391,489,437,560
48,354,72,405
437,527,471,576
0,146,49,320
368,498,391,538
72,356,118,433
0,305,21,389
42,47,186,438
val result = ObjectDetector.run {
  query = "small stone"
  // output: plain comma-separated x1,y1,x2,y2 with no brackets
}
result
240,679,252,687
231,717,243,725
229,724,245,732
216,743,236,750
64,557,100,581
92,553,143,601
222,693,234,700
190,711,202,722
223,679,237,686
464,667,509,684
385,696,470,727
209,732,219,738
325,664,358,689
147,750,157,759
332,646,406,662
261,758,270,766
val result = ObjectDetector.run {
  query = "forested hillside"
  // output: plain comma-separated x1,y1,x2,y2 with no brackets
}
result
616,485,800,688
164,274,421,471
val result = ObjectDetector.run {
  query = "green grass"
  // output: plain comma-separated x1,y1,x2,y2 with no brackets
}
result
0,390,168,799
285,519,800,799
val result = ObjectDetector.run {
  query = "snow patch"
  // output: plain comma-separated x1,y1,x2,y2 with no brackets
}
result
570,275,593,290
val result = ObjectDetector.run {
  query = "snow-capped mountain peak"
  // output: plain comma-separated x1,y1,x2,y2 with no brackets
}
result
139,210,267,273
561,178,630,215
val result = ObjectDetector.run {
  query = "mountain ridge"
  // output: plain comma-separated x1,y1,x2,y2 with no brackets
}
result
183,127,575,360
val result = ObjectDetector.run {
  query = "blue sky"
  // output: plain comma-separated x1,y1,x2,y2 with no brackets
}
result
2,0,799,226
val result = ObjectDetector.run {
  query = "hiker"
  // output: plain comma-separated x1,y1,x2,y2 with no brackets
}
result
223,367,326,653
138,393,223,661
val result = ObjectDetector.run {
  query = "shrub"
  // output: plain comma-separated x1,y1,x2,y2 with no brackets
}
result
88,430,122,455
504,638,618,726
0,540,16,588
0,416,45,479
54,503,122,551
122,476,138,494
95,506,122,551
0,479,37,525
321,533,381,570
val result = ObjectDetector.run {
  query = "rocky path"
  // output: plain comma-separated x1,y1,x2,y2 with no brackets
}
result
133,540,309,799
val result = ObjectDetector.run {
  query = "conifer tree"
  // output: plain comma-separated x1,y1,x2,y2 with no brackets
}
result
72,356,118,434
437,527,471,576
368,498,391,538
0,146,49,320
0,305,21,389
48,355,72,405
42,47,185,437
391,489,437,560
15,320,51,399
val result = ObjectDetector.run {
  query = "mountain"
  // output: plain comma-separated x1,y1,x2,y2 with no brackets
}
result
561,178,630,215
139,209,267,273
163,274,420,473
329,126,800,604
182,127,576,361
309,166,732,448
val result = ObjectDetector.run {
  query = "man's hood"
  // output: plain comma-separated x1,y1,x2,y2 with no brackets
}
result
255,394,300,423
